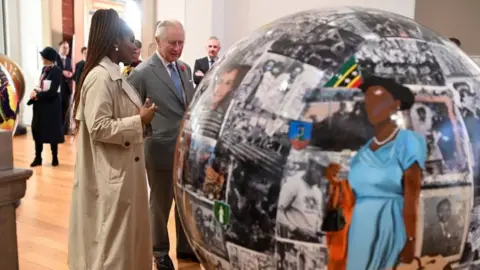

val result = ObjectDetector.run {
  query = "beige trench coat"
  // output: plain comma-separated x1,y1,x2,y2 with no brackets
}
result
68,57,152,270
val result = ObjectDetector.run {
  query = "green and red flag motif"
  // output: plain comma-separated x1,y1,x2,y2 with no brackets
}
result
324,56,363,88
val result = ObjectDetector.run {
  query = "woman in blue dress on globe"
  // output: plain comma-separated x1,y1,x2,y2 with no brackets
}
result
329,76,427,270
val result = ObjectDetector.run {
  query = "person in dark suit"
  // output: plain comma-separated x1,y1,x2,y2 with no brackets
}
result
122,40,142,76
424,198,462,257
27,47,64,167
57,40,73,135
74,46,87,83
127,20,197,270
449,37,461,47
193,36,221,85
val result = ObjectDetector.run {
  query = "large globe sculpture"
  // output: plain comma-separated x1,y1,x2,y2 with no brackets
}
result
0,62,20,133
174,7,480,269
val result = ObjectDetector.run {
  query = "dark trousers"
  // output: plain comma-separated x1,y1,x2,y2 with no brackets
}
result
61,93,71,135
146,169,193,258
35,141,58,160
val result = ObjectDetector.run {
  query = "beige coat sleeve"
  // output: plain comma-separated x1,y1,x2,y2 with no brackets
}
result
83,72,143,147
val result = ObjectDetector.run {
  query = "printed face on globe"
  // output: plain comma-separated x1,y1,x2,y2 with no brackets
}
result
174,7,480,270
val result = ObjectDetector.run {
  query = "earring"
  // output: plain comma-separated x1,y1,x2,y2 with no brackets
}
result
115,46,119,51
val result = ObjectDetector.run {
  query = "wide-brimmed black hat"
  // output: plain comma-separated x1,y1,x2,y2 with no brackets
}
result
39,47,58,62
359,76,415,111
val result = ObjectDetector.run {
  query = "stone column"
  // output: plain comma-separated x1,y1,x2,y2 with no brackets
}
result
0,130,32,270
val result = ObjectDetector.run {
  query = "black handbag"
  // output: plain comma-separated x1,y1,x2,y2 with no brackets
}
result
321,182,346,232
321,208,346,232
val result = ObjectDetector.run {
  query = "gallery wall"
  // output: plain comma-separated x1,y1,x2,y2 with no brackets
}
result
415,0,480,55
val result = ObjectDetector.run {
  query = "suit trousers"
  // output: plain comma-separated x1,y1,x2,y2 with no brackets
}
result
146,169,193,258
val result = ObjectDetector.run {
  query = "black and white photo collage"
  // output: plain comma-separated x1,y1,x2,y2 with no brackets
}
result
173,8,480,269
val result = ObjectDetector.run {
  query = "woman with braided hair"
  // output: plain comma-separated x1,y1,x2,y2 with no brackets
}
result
68,9,156,270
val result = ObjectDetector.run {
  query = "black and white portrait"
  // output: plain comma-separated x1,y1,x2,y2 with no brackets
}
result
356,38,446,86
190,64,252,140
184,190,229,258
451,79,480,189
234,53,325,120
420,187,472,262
276,149,328,243
226,242,273,270
275,239,327,270
408,96,468,175
303,99,373,151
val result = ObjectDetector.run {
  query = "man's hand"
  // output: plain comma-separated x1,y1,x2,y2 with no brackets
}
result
195,70,204,77
63,70,73,78
30,90,37,100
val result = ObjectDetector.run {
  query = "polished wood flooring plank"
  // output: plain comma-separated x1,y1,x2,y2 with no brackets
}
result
14,132,201,270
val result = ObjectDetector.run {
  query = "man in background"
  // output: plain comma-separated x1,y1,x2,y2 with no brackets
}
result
122,40,142,76
127,20,197,270
57,40,73,135
193,36,221,85
74,46,87,83
449,37,461,47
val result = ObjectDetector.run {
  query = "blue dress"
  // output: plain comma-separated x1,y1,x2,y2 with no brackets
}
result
346,129,427,270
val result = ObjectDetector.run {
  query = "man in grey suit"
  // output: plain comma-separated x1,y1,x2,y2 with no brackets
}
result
127,20,197,270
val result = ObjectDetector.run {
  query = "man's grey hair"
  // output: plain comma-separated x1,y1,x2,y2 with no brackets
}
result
209,36,219,41
155,20,184,39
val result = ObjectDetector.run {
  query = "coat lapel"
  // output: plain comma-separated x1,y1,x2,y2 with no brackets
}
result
99,57,142,109
149,54,184,105
176,61,191,105
121,80,142,109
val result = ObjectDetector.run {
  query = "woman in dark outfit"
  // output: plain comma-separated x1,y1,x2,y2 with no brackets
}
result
27,46,64,167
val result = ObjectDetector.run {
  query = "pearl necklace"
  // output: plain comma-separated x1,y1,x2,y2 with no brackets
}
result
373,127,400,145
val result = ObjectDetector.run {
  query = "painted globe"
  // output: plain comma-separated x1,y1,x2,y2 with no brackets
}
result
0,63,19,133
174,7,480,269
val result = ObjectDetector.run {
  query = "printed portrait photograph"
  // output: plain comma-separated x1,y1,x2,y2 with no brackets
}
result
408,95,469,177
276,149,328,243
419,186,472,262
190,63,252,140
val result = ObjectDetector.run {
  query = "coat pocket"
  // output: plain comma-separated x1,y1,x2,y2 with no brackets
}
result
94,144,127,184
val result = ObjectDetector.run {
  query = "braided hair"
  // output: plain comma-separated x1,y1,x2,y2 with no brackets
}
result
72,9,130,135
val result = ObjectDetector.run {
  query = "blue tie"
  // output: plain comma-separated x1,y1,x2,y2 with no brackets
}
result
167,63,183,100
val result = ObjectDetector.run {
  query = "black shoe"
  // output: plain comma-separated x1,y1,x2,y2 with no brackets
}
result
30,158,42,167
52,157,59,167
177,252,199,263
155,255,175,270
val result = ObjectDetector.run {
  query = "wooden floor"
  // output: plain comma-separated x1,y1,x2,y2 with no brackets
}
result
13,133,201,270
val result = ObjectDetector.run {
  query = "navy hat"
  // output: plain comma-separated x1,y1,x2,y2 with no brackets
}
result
39,47,58,62
359,76,415,111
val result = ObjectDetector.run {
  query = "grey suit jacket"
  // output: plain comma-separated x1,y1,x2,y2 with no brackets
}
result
127,53,195,170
